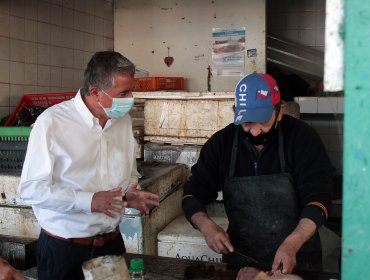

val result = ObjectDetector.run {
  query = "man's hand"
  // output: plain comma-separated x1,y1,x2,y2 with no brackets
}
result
271,240,298,275
91,187,126,218
124,182,160,215
271,218,317,274
0,258,26,280
191,212,233,254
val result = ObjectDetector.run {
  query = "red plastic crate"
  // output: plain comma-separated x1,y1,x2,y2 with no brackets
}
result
133,77,184,91
5,92,76,126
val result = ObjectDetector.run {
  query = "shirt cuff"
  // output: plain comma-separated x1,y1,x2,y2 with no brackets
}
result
300,205,327,228
75,191,95,213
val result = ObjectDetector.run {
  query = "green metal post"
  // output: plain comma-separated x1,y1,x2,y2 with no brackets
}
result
342,0,370,279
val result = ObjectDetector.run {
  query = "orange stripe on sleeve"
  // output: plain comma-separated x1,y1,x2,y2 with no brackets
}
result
307,202,329,219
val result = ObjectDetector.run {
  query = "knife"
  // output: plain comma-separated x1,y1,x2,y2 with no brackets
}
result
267,261,284,276
233,250,259,265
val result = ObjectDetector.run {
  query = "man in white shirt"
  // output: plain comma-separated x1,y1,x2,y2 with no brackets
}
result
18,51,160,280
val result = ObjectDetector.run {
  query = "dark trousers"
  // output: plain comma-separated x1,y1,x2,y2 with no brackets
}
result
37,230,126,280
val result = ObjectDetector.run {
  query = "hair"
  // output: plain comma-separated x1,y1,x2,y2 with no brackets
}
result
82,51,135,96
274,101,283,111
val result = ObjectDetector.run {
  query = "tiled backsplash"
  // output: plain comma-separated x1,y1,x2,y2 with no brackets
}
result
302,115,343,172
266,0,343,171
295,97,344,114
295,97,343,172
267,0,326,51
0,0,114,119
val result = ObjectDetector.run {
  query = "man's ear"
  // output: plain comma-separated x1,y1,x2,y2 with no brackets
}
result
277,104,284,121
89,87,100,97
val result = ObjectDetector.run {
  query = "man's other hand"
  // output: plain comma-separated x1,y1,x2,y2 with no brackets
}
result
0,258,26,280
124,182,160,215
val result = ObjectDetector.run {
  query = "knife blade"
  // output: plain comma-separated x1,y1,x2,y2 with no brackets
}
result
233,250,259,265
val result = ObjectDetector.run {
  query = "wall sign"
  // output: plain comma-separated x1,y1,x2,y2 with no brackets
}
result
212,27,246,76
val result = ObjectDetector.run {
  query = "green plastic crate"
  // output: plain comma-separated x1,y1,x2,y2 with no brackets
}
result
0,127,31,141
0,127,32,172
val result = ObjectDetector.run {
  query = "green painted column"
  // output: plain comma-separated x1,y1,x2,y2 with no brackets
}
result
342,0,370,278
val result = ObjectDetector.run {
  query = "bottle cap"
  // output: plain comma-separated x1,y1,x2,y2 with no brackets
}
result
130,258,144,272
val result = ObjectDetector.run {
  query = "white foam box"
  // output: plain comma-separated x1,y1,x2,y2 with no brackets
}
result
141,93,234,145
0,173,40,238
157,215,228,263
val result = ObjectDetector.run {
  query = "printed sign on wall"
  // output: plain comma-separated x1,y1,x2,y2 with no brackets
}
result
212,27,246,76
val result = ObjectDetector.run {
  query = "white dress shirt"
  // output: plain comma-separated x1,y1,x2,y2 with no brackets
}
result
18,90,139,238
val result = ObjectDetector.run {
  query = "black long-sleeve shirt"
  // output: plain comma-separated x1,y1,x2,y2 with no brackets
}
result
182,115,333,227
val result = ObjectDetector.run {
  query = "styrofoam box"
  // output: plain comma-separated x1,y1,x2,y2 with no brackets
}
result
157,215,228,263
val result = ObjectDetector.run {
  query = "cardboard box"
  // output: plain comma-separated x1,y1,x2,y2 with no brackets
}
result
157,215,228,263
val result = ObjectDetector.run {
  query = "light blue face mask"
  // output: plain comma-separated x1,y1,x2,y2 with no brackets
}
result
99,90,134,119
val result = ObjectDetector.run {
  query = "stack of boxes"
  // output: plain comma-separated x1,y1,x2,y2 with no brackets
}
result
130,99,145,159
134,92,235,261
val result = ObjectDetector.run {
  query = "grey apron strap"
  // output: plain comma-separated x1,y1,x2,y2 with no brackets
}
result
278,124,286,173
228,125,239,177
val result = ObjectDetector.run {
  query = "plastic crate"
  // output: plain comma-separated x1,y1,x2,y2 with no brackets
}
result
5,92,76,126
133,77,184,91
0,127,32,172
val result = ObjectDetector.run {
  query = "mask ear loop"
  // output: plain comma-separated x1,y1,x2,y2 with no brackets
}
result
98,89,113,110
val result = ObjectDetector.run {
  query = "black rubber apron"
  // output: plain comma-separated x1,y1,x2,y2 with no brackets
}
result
222,126,322,272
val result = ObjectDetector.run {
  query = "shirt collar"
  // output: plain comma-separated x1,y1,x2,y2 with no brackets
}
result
74,89,99,129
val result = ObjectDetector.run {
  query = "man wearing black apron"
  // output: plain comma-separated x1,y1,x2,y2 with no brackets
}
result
182,73,332,275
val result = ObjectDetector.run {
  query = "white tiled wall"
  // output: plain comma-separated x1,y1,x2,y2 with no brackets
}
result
295,98,343,172
302,116,343,172
267,0,325,51
267,0,343,172
295,97,344,114
0,0,114,119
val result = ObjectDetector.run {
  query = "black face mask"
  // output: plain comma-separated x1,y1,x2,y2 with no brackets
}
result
242,109,280,146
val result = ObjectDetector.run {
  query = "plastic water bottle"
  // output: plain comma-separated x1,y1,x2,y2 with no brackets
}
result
129,258,144,280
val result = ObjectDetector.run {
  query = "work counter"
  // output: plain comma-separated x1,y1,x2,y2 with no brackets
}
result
124,254,340,280
21,253,340,280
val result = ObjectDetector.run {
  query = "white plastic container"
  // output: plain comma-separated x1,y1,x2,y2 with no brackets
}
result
157,215,228,263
